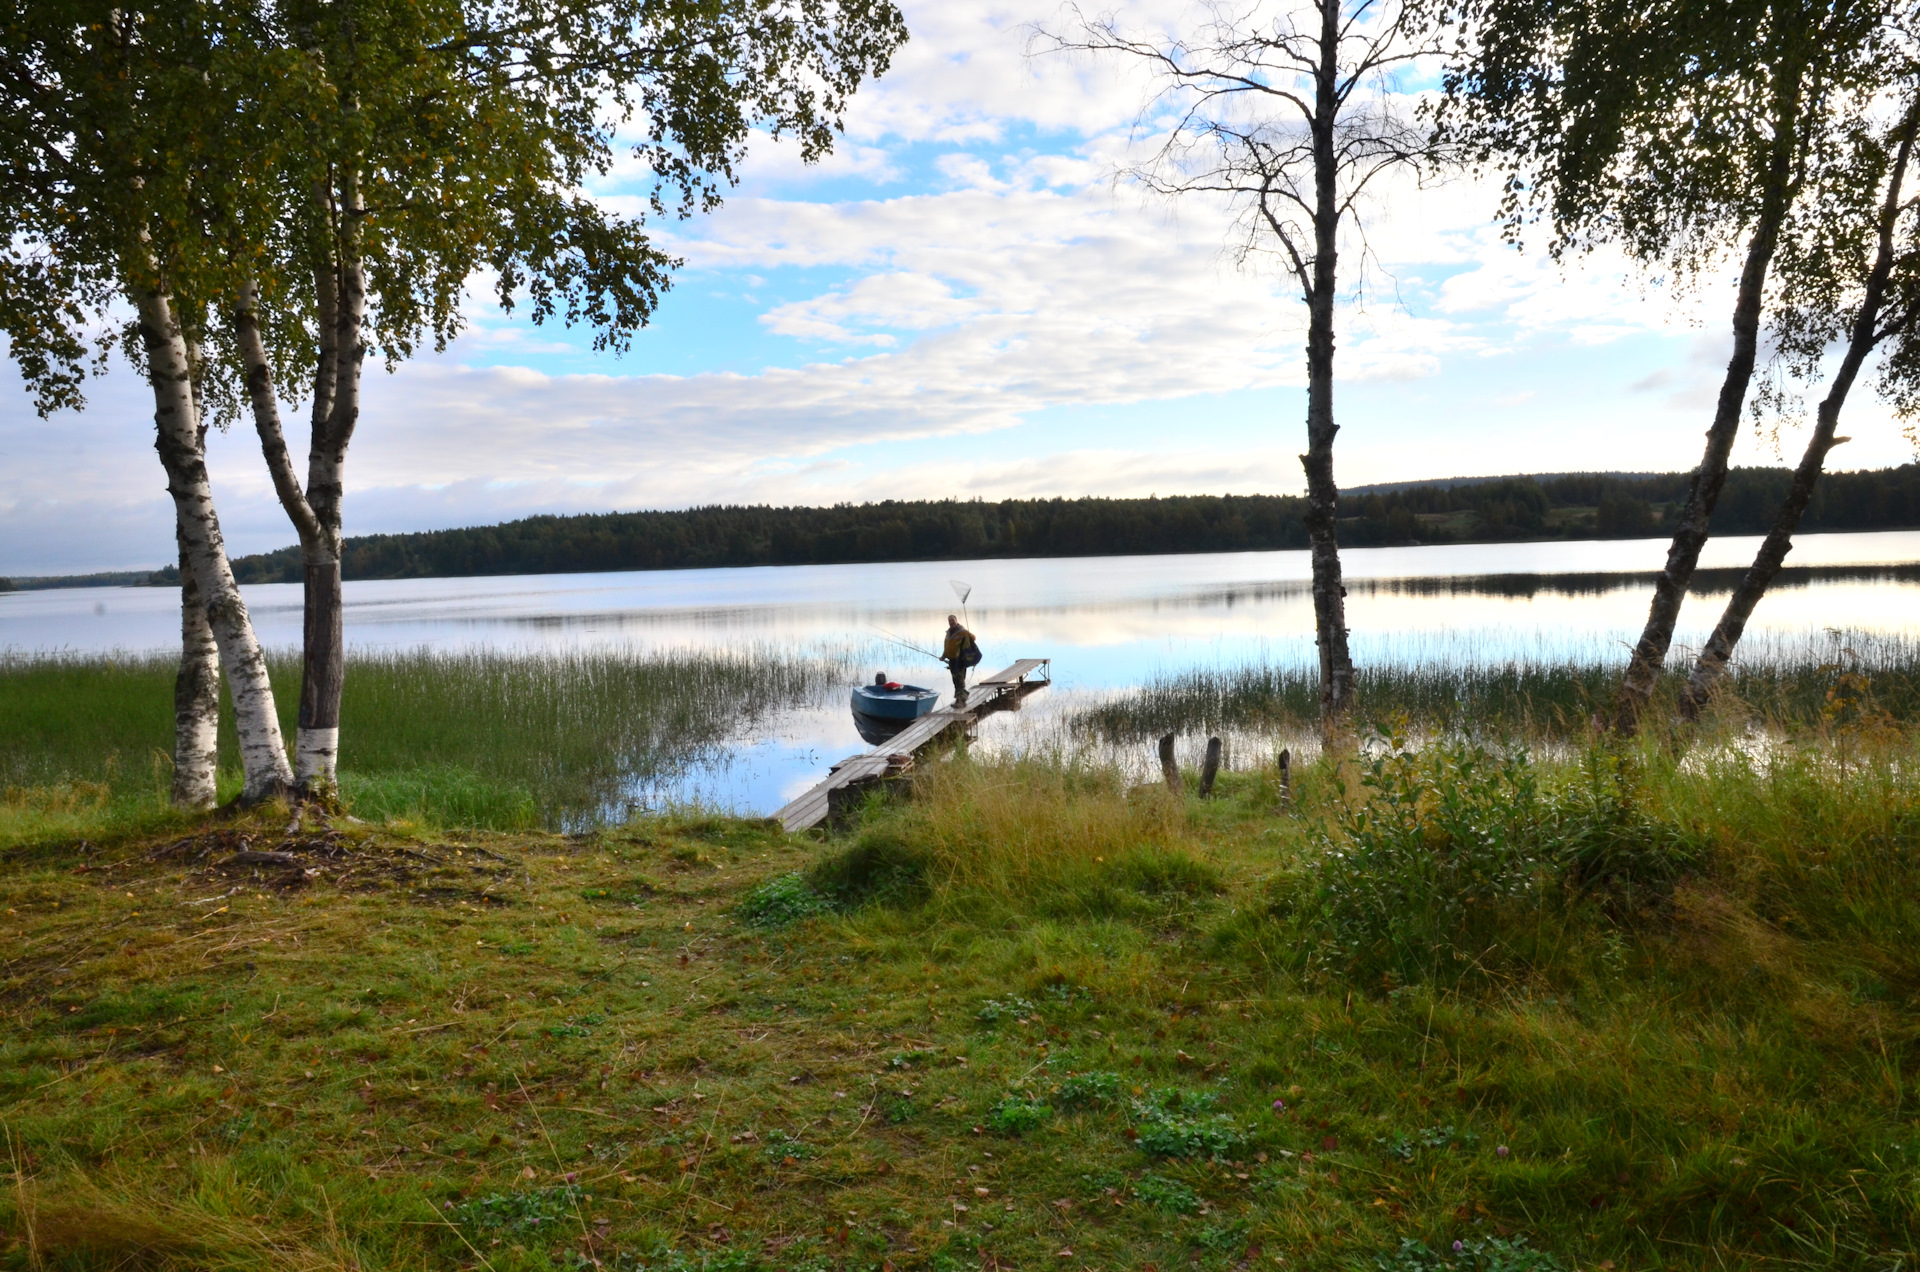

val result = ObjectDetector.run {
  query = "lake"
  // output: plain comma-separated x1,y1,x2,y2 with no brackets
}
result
7,529,1920,814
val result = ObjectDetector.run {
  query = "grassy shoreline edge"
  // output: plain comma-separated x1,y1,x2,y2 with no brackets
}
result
4,724,1920,1269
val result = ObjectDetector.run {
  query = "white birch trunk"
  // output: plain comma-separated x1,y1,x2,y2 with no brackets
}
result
171,524,220,809
235,277,340,790
138,283,294,802
293,208,368,792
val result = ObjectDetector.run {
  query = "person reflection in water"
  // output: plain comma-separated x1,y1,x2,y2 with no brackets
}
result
942,613,980,706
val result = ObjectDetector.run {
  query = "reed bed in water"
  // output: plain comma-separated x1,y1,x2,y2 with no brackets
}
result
1074,631,1920,743
0,645,845,833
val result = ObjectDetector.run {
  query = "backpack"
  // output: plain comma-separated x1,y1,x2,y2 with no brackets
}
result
960,637,983,668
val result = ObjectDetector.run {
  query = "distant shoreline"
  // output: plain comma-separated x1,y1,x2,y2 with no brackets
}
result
8,464,1920,591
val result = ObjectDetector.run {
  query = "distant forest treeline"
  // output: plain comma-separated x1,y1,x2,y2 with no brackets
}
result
5,465,1901,592
180,465,1920,585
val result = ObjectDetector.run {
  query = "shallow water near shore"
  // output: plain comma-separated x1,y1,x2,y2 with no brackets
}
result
7,529,1920,819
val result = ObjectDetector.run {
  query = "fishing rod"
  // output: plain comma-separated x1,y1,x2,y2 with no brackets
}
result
870,626,942,663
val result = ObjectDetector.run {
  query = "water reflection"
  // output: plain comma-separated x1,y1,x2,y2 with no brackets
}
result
8,530,1920,815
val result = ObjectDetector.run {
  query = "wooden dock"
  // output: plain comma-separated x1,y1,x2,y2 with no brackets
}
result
773,658,1050,833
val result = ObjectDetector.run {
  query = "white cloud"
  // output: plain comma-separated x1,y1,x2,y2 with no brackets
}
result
2,0,1882,576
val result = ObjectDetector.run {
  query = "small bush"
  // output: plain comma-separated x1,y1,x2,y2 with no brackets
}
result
735,873,831,928
976,996,1038,1026
986,1095,1054,1134
1372,1235,1568,1272
1553,749,1702,913
1054,1070,1123,1108
1130,1089,1244,1160
760,1129,816,1163
1197,1218,1250,1252
1291,738,1550,985
448,1184,582,1238
1279,734,1695,986
1133,1172,1200,1213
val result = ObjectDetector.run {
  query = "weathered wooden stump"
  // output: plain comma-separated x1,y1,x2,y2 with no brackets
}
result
1198,736,1223,798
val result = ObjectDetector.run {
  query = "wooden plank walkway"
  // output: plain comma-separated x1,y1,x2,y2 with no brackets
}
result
976,656,1049,689
773,657,1052,833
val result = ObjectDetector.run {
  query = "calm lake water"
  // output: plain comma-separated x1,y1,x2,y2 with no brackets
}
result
8,530,1920,813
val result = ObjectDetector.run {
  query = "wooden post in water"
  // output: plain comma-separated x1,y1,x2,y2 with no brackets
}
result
1277,747,1292,808
1158,733,1183,795
1198,737,1223,798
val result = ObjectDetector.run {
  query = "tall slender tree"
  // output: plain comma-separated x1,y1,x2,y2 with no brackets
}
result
1443,0,1893,736
0,2,300,802
1038,0,1448,745
223,0,907,793
1682,80,1920,715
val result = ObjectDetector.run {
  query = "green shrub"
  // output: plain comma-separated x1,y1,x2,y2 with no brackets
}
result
1129,1089,1244,1159
1279,735,1695,986
1133,1172,1200,1213
603,1248,770,1272
986,1095,1054,1134
1372,1235,1567,1272
1553,749,1703,913
1054,1070,1123,1108
735,873,831,928
1197,1218,1250,1252
760,1129,816,1163
448,1184,582,1238
975,996,1038,1025
1296,738,1549,985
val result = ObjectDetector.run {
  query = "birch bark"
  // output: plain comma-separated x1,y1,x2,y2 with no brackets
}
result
1300,0,1356,743
171,524,220,809
236,273,337,790
238,218,363,791
298,222,368,790
1609,79,1804,736
1679,106,1919,718
138,282,293,802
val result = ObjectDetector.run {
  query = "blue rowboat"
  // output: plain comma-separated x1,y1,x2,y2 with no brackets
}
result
851,682,939,721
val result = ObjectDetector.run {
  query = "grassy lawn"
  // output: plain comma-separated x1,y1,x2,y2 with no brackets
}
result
3,741,1919,1270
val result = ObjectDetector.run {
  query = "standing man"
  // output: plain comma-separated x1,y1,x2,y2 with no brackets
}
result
942,613,981,706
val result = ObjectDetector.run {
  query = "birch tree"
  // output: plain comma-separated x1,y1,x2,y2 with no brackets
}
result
1681,77,1920,716
227,0,908,792
0,2,300,802
1038,0,1448,744
1442,0,1894,736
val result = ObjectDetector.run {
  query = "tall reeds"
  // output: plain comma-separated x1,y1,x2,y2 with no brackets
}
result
1073,631,1920,744
1,645,845,832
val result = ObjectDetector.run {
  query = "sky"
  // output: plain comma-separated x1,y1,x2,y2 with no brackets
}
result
1,0,1911,576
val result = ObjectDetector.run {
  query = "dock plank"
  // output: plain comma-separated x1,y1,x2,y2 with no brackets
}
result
977,657,1049,687
775,684,1059,833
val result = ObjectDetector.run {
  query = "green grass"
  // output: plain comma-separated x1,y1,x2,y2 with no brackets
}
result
3,735,1919,1269
0,647,846,834
1074,631,1920,743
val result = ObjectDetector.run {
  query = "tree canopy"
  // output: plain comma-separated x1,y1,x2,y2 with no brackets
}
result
0,0,909,408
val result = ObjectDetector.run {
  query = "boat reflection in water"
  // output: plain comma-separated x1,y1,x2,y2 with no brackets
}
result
850,673,940,746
